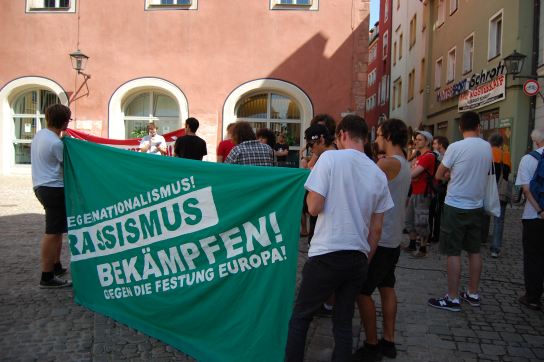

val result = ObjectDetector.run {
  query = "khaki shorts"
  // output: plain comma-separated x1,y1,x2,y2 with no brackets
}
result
439,204,483,256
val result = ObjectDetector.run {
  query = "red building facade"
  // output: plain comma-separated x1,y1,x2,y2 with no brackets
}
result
364,0,392,130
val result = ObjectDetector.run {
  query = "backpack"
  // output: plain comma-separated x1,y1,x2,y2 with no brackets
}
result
529,150,544,210
423,151,445,196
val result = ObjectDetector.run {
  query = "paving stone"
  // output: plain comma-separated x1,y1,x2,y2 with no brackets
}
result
522,334,544,347
481,343,506,356
457,342,482,353
506,346,536,359
1,176,544,361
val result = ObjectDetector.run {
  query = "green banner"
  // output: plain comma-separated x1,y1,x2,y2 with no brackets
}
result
63,137,308,361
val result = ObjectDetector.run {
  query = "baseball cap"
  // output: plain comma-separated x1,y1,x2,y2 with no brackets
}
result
304,124,330,143
415,130,433,144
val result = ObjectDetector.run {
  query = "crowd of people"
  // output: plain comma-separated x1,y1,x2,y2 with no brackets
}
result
30,104,544,361
140,116,291,168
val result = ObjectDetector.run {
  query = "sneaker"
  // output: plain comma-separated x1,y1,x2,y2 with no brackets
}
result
315,304,333,317
378,338,397,359
460,291,481,307
39,277,72,289
352,342,382,362
428,295,461,312
519,295,541,311
54,267,68,277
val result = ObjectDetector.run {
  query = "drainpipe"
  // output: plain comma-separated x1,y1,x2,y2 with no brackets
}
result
528,0,540,151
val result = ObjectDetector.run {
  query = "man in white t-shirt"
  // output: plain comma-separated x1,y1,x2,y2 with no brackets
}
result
139,122,167,155
285,115,393,361
428,111,492,312
515,128,544,311
31,104,73,288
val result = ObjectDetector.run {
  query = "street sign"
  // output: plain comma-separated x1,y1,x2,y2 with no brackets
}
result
523,79,541,96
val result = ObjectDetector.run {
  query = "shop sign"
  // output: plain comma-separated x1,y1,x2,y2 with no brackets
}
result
468,61,506,89
436,62,505,102
436,78,469,102
458,74,506,112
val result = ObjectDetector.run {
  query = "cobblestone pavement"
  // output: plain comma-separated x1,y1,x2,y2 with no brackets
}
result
1,175,543,361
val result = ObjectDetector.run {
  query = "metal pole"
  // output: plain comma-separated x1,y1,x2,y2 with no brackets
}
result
528,0,540,151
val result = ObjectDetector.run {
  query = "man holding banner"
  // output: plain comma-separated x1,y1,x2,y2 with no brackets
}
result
285,115,393,361
31,104,72,288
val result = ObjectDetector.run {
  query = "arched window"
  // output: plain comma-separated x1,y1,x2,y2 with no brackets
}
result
11,89,60,164
236,92,302,148
123,90,180,138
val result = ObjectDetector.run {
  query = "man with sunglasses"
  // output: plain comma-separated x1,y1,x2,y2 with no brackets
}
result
286,115,393,361
31,104,72,288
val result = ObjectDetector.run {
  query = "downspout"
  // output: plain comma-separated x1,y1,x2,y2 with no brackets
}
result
528,0,540,151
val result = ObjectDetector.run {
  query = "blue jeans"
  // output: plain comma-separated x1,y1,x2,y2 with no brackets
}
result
491,202,507,253
285,251,368,361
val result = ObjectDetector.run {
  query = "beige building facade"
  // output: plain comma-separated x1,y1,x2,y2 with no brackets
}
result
425,0,534,171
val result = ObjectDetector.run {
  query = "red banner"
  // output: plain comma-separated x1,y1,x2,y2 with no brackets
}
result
65,128,185,156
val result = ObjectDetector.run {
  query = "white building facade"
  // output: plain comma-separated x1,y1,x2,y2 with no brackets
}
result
389,0,426,131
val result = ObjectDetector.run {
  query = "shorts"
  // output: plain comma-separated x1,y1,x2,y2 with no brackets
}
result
439,204,483,256
34,186,67,234
405,194,432,237
360,246,400,295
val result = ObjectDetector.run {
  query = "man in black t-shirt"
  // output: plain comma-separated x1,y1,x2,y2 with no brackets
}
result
274,133,290,165
174,117,207,160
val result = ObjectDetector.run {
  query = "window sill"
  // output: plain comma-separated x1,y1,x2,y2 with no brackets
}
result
446,79,454,84
28,7,73,12
270,1,318,11
148,4,192,10
488,53,501,62
462,69,472,76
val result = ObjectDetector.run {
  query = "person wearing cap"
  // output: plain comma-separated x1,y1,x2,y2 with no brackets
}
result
285,115,393,361
405,129,436,257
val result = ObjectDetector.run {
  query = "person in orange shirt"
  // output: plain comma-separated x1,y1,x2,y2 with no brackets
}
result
488,133,511,258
